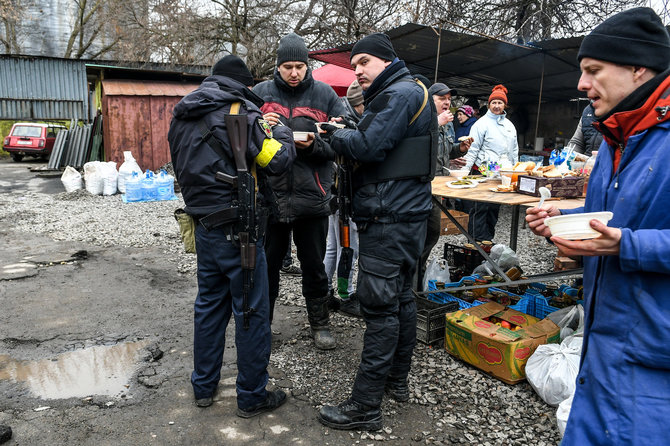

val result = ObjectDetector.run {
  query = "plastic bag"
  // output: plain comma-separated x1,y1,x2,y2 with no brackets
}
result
117,151,142,193
423,258,450,291
61,166,83,193
473,244,519,276
101,161,118,196
83,161,105,195
526,333,582,406
556,391,574,437
547,304,584,341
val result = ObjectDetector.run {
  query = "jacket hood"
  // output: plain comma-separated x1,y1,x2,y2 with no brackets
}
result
172,75,263,120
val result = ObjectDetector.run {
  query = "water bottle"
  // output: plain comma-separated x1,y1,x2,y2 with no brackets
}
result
125,171,143,202
142,171,157,201
156,170,174,201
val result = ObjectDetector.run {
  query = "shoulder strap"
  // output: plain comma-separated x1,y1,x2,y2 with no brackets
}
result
197,102,243,168
409,79,429,126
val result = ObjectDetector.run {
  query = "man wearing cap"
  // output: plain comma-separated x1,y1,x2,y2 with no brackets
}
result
317,32,437,430
416,83,472,289
168,55,295,416
253,33,345,350
525,7,670,444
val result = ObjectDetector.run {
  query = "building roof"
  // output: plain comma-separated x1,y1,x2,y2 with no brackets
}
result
102,79,200,96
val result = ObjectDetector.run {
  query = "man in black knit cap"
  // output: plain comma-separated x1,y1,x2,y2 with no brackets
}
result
168,55,295,416
525,7,670,444
253,33,345,350
317,32,436,430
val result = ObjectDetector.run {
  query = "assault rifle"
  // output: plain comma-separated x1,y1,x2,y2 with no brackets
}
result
335,154,354,298
215,111,256,329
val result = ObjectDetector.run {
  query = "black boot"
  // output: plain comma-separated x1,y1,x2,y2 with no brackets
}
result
327,288,341,312
306,295,336,350
384,378,410,402
236,389,287,418
318,398,382,431
339,293,362,318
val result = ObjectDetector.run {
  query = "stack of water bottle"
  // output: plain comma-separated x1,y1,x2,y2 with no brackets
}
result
125,169,176,203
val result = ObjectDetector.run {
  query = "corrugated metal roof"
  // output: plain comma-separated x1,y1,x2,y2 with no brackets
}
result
102,80,199,97
0,56,88,119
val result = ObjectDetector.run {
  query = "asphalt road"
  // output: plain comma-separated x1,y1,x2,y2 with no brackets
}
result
0,158,435,445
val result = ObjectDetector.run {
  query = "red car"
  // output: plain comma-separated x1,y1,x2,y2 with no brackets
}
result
3,123,67,162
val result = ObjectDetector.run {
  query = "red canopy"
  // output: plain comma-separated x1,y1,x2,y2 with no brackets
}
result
312,64,356,96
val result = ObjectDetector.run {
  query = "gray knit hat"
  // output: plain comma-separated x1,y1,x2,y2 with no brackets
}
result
277,33,309,66
346,80,364,107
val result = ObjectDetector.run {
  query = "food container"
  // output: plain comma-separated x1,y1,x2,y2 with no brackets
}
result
544,211,613,240
449,168,470,178
500,170,522,184
292,131,310,141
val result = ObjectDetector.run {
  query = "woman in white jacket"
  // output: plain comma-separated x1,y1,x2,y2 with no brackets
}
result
462,84,519,241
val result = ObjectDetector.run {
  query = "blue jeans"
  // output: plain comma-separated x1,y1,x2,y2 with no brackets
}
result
191,224,271,410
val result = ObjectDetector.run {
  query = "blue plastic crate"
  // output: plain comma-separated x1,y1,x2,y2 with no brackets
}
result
509,293,559,319
427,278,487,310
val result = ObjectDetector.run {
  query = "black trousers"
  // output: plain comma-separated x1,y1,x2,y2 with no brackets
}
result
265,216,329,322
461,200,500,242
352,220,426,407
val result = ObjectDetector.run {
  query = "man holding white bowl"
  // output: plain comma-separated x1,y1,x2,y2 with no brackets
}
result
526,8,670,445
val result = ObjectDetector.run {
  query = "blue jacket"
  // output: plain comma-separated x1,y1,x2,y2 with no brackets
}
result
330,60,434,223
455,116,477,139
253,69,345,222
168,75,295,216
560,72,670,445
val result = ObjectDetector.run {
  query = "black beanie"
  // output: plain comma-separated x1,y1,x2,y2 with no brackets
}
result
578,7,670,72
350,33,397,62
277,33,309,66
211,55,254,86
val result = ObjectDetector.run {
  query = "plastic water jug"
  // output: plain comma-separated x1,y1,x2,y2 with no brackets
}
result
125,171,143,202
142,171,157,201
156,170,174,201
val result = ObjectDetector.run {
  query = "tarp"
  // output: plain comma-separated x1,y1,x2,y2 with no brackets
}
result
309,23,585,105
312,64,356,96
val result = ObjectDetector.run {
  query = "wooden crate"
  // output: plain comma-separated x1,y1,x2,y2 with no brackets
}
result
440,210,469,235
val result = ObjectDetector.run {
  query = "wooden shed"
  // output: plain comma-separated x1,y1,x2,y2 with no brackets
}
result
101,80,199,171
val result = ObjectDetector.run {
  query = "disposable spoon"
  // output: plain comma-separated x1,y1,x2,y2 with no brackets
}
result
537,186,551,209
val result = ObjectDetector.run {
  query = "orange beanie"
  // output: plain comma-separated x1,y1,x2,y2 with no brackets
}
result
489,84,508,105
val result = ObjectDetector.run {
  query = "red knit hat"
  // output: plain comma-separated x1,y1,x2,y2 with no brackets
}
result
488,84,508,105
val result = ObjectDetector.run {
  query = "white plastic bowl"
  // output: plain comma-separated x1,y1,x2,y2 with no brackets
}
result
449,169,470,178
544,211,613,240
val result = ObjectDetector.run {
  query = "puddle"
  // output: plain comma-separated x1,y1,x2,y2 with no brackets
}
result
0,340,148,400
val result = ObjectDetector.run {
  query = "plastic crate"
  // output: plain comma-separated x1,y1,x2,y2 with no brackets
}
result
509,293,559,319
443,242,484,274
427,278,487,310
416,296,459,345
487,287,523,306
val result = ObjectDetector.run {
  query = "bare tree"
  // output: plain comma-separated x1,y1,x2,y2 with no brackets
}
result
0,0,24,53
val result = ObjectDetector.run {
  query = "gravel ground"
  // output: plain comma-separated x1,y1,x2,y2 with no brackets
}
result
1,186,564,445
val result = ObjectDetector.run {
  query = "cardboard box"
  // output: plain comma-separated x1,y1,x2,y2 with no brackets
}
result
444,302,560,384
517,175,585,198
440,210,469,235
